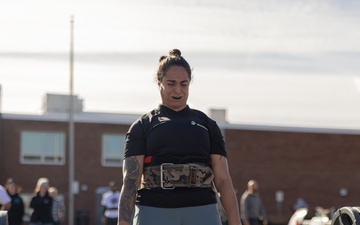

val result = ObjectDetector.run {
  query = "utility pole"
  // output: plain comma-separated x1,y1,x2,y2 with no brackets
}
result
68,15,75,225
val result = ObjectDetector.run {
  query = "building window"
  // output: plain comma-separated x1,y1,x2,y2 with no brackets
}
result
20,131,65,165
102,134,125,167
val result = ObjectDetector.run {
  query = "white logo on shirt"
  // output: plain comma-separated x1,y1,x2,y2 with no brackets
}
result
158,117,171,122
191,121,208,131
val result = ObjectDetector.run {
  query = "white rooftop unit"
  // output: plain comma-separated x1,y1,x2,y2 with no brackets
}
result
209,108,227,123
43,93,83,113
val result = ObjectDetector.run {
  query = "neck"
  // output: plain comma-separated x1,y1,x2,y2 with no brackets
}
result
162,104,187,112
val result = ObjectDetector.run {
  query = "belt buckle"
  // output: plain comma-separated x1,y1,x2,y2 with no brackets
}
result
160,163,175,190
188,164,198,187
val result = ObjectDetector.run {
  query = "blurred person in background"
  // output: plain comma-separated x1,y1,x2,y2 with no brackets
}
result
292,198,308,212
0,184,11,210
48,187,65,225
101,181,120,225
29,178,53,225
5,178,24,225
240,180,268,225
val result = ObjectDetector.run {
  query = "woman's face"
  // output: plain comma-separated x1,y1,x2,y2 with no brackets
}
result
39,185,48,196
158,66,190,111
7,183,17,195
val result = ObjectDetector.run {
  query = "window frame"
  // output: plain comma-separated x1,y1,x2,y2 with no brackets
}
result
101,133,125,167
20,130,66,165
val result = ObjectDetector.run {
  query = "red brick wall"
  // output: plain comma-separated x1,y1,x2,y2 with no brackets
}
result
0,119,129,225
71,122,128,222
0,119,69,193
225,129,360,220
1,118,360,225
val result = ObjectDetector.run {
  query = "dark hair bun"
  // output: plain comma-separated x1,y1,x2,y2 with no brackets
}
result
159,55,167,62
169,49,181,57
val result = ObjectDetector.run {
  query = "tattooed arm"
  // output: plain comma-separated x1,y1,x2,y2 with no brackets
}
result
118,155,144,225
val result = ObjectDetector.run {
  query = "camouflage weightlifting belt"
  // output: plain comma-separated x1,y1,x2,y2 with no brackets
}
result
143,163,214,189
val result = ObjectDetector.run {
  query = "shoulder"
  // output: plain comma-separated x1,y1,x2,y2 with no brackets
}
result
53,199,61,204
31,194,39,199
128,108,162,136
131,107,160,127
241,191,250,198
190,108,218,125
0,186,7,194
190,108,220,131
0,188,10,203
14,194,23,200
102,191,112,198
190,108,209,119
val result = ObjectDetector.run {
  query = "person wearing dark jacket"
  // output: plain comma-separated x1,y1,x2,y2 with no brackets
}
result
5,178,25,225
29,178,53,225
240,180,268,225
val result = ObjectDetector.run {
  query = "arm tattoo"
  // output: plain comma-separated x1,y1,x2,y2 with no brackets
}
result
118,156,141,224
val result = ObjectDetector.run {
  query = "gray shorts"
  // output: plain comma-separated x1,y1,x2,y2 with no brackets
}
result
131,204,222,225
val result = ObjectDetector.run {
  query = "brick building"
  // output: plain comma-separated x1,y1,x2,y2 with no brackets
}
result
1,94,359,225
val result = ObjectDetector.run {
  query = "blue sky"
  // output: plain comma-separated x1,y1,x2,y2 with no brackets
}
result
1,0,360,129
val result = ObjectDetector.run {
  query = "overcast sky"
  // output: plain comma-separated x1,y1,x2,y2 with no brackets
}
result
1,0,360,129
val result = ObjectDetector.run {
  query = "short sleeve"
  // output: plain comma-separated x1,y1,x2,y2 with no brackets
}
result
209,120,227,157
124,118,147,158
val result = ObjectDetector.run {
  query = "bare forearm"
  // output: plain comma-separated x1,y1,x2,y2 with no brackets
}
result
219,182,242,225
211,155,241,225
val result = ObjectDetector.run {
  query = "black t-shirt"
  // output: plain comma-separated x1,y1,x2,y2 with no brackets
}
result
124,104,227,208
30,193,53,223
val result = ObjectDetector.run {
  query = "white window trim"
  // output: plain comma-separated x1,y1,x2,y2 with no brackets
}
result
101,133,125,167
20,130,66,165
